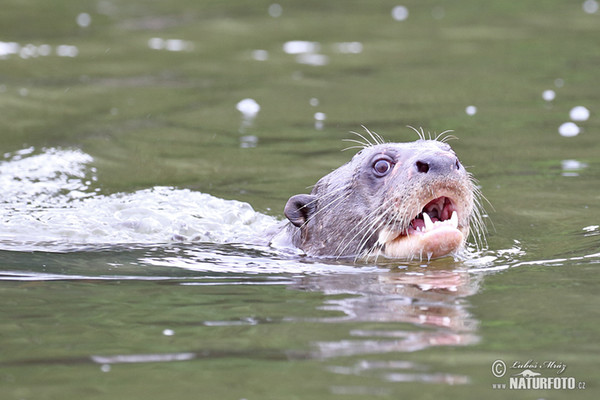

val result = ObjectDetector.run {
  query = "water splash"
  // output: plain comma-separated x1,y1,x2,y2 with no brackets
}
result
0,147,278,252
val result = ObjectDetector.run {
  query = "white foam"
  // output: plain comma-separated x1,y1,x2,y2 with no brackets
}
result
0,148,278,251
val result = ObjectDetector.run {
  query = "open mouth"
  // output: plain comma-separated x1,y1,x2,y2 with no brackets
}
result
407,196,458,235
377,196,465,260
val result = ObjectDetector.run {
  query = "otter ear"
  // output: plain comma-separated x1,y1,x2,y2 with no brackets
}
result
284,194,317,227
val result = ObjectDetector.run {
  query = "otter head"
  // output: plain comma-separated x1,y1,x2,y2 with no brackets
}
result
284,138,483,260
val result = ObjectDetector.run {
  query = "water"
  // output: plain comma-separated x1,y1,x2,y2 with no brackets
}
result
1,1,599,399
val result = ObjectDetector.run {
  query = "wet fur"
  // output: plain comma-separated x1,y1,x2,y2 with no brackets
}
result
285,128,487,260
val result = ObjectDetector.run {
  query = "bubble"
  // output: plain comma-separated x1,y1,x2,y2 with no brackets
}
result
165,39,192,52
392,6,409,21
314,112,326,121
268,3,283,18
56,45,79,57
148,38,192,52
542,90,556,101
334,42,363,54
283,41,320,54
37,44,52,56
237,99,261,134
76,12,91,28
465,105,477,116
0,41,20,57
296,53,329,66
558,122,580,137
19,45,36,59
561,159,588,176
314,112,326,130
236,98,261,118
569,106,590,121
583,0,599,14
148,37,164,50
251,49,269,61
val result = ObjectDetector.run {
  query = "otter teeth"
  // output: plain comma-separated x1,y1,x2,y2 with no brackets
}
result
450,210,458,227
423,212,434,231
420,210,459,232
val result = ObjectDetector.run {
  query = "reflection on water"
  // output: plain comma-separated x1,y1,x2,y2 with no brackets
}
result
2,265,482,388
296,270,480,384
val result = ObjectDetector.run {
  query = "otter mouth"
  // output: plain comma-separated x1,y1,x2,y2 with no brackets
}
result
407,196,458,234
378,196,466,260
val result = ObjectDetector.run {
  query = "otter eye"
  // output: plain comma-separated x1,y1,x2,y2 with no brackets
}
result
373,158,393,176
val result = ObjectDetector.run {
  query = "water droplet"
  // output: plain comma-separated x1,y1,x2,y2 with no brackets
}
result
391,6,409,21
542,90,556,101
76,12,91,28
268,3,283,18
569,106,590,121
162,329,175,336
554,78,564,88
583,0,599,14
101,364,111,373
309,98,319,107
558,122,580,137
465,105,477,116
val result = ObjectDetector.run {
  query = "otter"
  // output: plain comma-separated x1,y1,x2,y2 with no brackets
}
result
273,129,485,261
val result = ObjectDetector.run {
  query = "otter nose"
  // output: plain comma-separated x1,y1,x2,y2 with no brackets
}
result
415,154,460,174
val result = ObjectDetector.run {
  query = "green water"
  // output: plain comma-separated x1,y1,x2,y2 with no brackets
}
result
1,1,599,399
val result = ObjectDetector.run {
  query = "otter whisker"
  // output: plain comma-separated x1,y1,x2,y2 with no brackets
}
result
434,130,458,143
341,139,370,151
335,197,397,259
407,125,427,141
360,125,386,146
283,134,482,261
348,130,375,148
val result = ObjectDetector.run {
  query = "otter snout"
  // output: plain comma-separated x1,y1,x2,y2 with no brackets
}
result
414,153,461,175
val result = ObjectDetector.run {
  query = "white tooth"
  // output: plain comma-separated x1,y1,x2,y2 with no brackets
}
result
450,211,458,228
423,212,434,231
